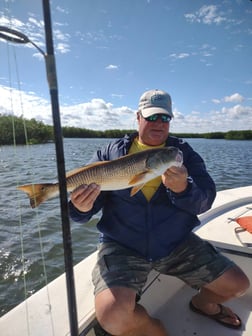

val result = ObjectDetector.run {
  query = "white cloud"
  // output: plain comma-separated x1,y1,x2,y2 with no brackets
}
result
0,16,25,29
172,108,185,120
169,45,215,65
223,93,244,103
56,42,70,54
75,29,122,46
169,53,190,59
0,12,70,55
185,5,226,25
221,104,252,118
60,98,134,130
56,6,69,15
111,93,124,99
105,64,119,70
54,29,70,42
0,85,135,130
212,93,245,104
171,109,250,133
1,85,251,134
28,17,43,29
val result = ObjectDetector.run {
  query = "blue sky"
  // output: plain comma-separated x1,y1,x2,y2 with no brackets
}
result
0,0,252,133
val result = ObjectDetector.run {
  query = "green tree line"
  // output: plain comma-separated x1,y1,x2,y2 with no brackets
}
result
0,115,251,145
0,115,53,145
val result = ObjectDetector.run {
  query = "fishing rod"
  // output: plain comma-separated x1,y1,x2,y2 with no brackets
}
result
42,1,78,335
0,1,79,335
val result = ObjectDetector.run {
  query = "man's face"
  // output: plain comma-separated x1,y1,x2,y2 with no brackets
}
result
137,113,170,146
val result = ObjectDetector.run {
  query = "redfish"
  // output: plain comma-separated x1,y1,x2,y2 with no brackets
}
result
17,147,183,208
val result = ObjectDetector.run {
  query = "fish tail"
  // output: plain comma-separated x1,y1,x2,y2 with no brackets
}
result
17,183,54,208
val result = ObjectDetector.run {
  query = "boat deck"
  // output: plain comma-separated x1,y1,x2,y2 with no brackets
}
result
1,186,252,336
140,254,252,336
87,250,252,336
140,186,252,336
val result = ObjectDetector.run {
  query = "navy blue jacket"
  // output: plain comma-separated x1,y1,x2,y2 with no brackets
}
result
69,133,216,261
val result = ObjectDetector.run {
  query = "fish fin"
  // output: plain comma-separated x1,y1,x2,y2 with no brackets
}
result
130,184,145,196
128,171,150,185
17,183,53,208
66,161,109,178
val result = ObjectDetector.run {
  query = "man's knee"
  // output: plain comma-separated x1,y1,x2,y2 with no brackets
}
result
206,265,250,297
225,265,249,296
95,287,136,335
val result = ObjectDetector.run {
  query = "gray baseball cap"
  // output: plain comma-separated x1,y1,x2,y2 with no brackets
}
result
138,89,173,118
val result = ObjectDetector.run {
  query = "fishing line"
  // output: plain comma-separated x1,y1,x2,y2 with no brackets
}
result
14,52,56,333
1,5,55,335
1,2,78,335
4,30,32,334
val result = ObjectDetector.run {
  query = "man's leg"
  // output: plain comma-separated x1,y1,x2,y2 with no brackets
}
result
153,233,250,328
95,286,168,336
191,265,250,327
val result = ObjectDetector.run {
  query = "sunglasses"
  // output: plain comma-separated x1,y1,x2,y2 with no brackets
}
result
141,113,172,123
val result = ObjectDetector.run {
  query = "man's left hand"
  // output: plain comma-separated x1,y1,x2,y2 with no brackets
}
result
162,165,188,193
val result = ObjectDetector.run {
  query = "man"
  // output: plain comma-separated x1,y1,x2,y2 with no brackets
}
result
69,89,249,336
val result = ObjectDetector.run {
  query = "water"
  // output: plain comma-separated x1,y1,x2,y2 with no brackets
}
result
0,138,251,316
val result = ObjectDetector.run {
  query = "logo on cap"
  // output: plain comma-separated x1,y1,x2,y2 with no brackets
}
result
151,94,165,105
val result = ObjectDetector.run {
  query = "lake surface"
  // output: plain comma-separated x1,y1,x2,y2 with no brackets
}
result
0,138,251,316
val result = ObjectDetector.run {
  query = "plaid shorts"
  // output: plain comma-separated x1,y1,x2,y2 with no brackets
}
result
92,233,235,296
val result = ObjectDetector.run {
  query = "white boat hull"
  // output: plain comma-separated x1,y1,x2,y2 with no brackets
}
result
1,186,252,335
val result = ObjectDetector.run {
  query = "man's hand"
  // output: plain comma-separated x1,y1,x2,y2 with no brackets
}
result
70,183,101,212
162,165,188,193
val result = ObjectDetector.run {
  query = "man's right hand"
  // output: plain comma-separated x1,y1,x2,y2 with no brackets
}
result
70,183,101,212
